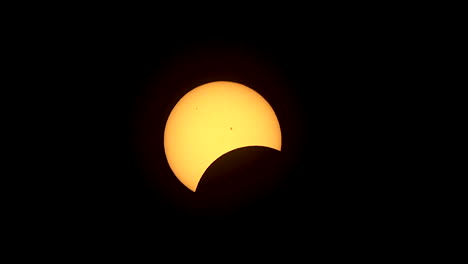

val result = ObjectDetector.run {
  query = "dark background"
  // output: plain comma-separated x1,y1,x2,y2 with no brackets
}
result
31,14,417,248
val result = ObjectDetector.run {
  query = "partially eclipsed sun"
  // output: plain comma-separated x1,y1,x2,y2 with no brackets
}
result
164,81,281,192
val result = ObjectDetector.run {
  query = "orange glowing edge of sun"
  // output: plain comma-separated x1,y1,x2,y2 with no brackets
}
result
163,81,281,192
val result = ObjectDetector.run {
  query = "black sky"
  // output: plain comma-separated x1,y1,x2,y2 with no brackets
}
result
32,15,416,247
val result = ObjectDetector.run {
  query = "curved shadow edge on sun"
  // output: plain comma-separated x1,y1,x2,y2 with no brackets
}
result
191,145,287,218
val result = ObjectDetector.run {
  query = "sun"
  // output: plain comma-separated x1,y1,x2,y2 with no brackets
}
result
164,81,281,192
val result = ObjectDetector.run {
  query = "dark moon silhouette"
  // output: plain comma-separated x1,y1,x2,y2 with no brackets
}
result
193,146,286,219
